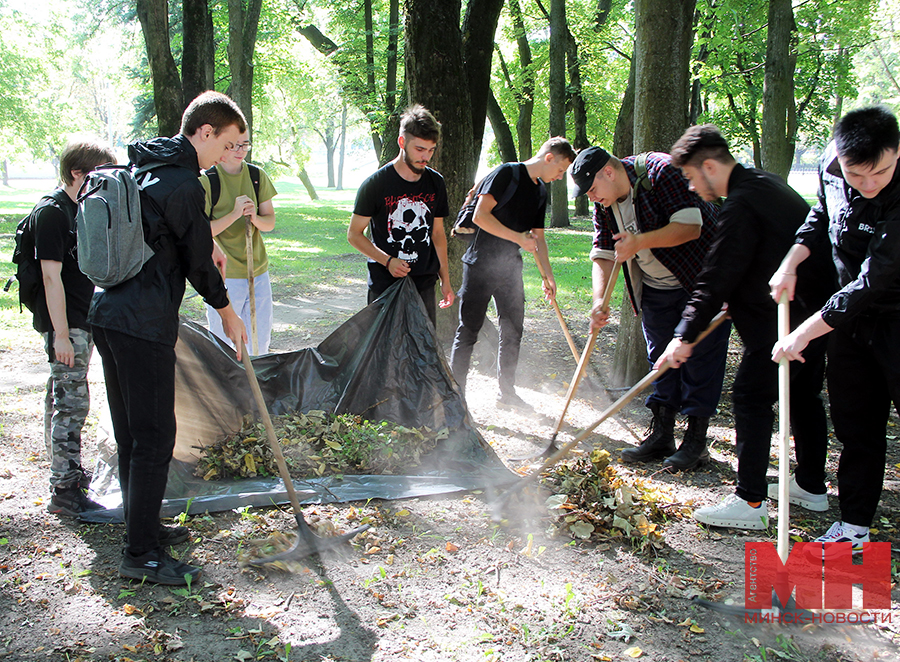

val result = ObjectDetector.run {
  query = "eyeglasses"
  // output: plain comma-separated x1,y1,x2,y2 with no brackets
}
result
230,142,252,152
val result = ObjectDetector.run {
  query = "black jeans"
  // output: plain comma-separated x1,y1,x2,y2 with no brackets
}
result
369,273,438,327
828,319,900,526
450,257,525,396
732,337,828,503
93,326,176,556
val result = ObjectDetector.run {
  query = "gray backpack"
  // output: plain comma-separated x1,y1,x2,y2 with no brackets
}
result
75,163,163,289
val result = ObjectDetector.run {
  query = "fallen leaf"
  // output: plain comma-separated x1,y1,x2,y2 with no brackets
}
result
689,623,705,634
623,646,643,658
445,542,459,553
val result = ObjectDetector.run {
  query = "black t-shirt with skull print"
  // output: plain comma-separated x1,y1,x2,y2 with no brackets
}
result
353,162,449,292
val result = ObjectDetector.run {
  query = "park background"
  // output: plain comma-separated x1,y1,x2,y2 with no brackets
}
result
1,1,900,661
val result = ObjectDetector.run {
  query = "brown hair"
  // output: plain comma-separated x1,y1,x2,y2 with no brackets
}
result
400,104,441,143
58,139,116,186
180,91,247,137
536,137,577,163
670,124,734,169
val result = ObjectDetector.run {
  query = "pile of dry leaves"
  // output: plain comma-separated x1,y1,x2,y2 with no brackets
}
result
540,449,690,552
195,410,448,480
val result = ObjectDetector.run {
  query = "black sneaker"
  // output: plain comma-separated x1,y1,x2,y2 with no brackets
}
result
119,548,201,585
47,486,104,517
497,391,529,411
78,467,93,490
159,524,190,547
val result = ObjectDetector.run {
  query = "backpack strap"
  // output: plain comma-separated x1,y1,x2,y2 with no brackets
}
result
632,153,653,196
204,163,263,214
493,163,521,212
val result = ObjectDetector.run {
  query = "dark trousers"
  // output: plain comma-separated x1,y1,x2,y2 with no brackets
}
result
450,258,525,395
93,326,176,556
369,274,438,326
828,319,900,526
732,338,828,503
641,285,730,417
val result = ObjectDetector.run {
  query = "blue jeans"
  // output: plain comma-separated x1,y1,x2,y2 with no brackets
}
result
640,285,730,417
207,271,273,355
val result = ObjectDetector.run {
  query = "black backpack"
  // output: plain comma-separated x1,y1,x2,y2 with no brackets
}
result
204,163,261,214
8,190,71,313
452,165,521,239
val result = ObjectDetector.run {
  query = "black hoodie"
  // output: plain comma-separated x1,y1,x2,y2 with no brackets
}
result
88,134,229,345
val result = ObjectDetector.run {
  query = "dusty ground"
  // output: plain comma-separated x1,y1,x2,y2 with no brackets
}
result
1,285,899,662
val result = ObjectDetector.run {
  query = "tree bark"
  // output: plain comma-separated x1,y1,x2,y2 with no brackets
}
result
508,0,534,160
761,0,797,180
298,168,319,200
227,0,262,134
633,0,696,152
135,0,184,137
338,101,347,190
462,0,505,159
486,88,518,163
182,0,215,102
385,0,401,116
566,19,589,216
405,0,475,338
613,53,635,157
548,0,568,228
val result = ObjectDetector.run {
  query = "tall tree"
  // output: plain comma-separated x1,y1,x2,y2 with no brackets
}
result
548,0,569,227
760,0,797,180
135,0,184,136
182,0,215,101
227,0,263,133
462,0,505,159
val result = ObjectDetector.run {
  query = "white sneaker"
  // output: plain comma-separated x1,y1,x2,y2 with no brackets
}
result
767,476,828,512
809,521,870,560
694,494,769,531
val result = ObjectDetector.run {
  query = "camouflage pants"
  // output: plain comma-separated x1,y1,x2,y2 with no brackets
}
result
42,327,92,490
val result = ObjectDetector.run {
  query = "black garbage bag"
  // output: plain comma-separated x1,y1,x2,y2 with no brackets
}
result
85,278,516,520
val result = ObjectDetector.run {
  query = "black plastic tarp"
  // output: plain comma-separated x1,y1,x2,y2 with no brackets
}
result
83,278,516,521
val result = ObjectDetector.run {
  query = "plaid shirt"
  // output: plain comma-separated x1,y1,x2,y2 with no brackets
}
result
592,152,720,310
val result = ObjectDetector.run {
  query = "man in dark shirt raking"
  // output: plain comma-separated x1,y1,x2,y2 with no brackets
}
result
771,106,900,555
31,139,115,517
656,124,834,531
572,146,730,471
449,138,575,409
89,91,247,585
347,104,454,325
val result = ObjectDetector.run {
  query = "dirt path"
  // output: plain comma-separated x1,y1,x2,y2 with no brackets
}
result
0,288,898,662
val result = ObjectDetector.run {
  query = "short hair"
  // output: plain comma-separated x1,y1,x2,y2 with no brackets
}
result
834,106,900,168
59,139,116,186
180,91,247,137
537,137,577,163
670,124,734,169
400,104,441,143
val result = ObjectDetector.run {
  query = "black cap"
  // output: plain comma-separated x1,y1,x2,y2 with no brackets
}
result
570,146,611,198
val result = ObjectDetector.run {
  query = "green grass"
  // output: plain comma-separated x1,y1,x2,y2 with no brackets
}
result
0,179,609,337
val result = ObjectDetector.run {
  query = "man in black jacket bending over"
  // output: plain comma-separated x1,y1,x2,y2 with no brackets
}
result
656,124,834,531
89,92,247,585
772,106,900,555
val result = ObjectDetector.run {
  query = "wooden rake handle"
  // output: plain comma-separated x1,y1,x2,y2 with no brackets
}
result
246,219,258,355
532,246,579,363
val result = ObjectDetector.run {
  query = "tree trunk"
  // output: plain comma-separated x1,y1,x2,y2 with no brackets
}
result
135,0,184,137
227,0,262,134
405,0,475,338
566,23,589,216
613,54,635,157
462,0,505,159
1,159,7,187
508,0,534,160
761,0,797,180
182,0,215,102
385,0,400,116
486,88,518,164
548,0,568,228
633,0,696,152
298,168,319,201
338,101,347,190
612,0,696,387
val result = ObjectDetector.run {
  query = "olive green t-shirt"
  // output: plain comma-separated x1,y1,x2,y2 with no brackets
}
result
199,163,277,279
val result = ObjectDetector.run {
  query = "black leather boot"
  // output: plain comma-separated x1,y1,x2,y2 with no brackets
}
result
663,415,710,471
621,403,677,463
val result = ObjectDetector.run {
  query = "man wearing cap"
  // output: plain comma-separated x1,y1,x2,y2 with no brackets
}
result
571,146,730,471
655,125,833,530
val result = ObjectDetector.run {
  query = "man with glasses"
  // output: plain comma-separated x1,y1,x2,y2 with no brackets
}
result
200,130,277,354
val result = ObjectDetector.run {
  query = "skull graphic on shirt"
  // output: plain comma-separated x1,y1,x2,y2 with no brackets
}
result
387,197,431,261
